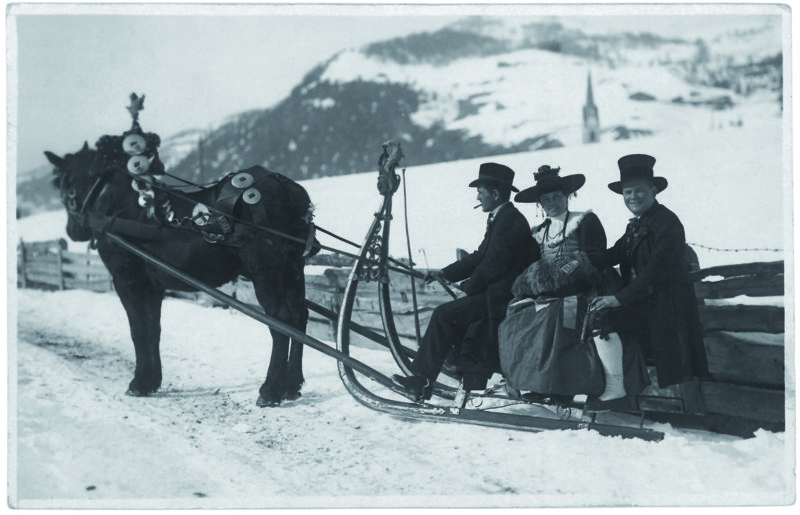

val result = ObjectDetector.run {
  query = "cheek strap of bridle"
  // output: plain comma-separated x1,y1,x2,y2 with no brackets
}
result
74,169,114,216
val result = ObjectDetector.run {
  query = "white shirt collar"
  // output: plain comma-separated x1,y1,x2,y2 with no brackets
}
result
489,201,509,220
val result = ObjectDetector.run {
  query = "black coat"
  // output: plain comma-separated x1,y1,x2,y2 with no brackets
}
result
442,202,539,319
603,201,710,388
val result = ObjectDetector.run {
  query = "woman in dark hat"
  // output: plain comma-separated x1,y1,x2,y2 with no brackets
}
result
497,165,646,405
587,154,710,412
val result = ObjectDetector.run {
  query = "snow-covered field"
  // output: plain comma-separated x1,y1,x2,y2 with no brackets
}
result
10,289,793,508
9,106,794,508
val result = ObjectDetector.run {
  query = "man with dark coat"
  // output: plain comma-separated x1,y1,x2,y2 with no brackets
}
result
392,162,539,401
588,154,710,411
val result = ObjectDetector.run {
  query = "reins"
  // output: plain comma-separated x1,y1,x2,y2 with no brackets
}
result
75,163,425,280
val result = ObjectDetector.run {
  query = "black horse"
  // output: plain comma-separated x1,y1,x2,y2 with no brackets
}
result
45,140,317,407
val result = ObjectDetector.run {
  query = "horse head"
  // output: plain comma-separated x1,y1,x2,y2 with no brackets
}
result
45,142,120,242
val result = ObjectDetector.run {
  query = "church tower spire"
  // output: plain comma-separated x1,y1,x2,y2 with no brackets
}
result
583,71,600,143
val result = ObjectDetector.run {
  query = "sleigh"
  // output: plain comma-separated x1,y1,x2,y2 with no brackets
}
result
42,99,785,441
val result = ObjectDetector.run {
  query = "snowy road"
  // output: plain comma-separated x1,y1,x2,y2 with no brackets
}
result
9,288,793,509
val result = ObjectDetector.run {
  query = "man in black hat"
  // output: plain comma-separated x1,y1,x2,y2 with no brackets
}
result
393,163,538,401
587,154,710,411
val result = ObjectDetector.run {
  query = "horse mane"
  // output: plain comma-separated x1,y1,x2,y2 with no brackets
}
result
49,129,166,189
49,143,92,189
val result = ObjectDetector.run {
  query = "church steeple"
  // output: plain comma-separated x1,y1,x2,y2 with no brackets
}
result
583,71,600,144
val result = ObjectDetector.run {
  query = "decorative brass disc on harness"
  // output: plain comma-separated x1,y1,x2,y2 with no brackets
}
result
191,203,211,226
127,155,150,175
231,172,254,189
122,133,146,155
242,188,262,204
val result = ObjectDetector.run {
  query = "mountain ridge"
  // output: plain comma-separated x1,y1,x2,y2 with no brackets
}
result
17,16,782,217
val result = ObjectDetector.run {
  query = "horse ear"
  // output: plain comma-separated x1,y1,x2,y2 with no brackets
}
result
44,151,66,168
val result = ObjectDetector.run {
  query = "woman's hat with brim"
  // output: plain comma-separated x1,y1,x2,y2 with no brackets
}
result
468,162,519,192
608,153,668,194
515,165,585,203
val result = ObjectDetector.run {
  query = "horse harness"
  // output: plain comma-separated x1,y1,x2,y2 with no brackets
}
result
71,165,316,255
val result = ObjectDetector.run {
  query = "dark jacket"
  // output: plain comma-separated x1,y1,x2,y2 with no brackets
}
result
603,201,710,387
442,202,539,319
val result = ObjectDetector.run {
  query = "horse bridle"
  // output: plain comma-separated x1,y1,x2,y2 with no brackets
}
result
64,168,115,219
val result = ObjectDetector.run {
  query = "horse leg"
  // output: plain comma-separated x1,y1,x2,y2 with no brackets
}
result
113,274,165,396
284,339,305,401
252,259,308,407
282,257,309,402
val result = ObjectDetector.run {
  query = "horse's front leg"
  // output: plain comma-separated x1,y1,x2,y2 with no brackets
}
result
113,274,165,396
283,334,306,402
252,260,307,407
284,257,308,401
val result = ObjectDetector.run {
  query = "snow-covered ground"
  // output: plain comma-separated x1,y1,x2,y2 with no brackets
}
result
10,289,793,508
9,98,793,508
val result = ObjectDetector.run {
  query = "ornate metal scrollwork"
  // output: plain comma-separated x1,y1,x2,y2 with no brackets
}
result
376,141,403,196
358,140,404,283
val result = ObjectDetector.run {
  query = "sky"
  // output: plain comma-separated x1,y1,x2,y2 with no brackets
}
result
6,1,787,175
8,4,463,173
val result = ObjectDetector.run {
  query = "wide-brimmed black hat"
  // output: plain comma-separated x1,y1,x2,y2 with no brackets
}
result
514,165,585,203
608,154,668,194
468,162,519,192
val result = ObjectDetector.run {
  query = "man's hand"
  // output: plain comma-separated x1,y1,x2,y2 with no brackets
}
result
590,295,621,311
424,270,444,285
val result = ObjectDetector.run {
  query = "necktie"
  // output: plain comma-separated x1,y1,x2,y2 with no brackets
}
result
624,217,641,259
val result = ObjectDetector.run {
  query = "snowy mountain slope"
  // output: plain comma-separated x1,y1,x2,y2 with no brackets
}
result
18,15,782,218
17,112,785,271
154,14,781,185
300,115,783,271
317,45,759,149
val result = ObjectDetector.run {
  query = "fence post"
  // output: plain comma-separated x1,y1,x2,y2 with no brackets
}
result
57,245,65,290
18,239,27,289
85,246,91,284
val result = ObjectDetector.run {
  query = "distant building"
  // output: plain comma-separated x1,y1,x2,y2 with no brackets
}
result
583,71,600,143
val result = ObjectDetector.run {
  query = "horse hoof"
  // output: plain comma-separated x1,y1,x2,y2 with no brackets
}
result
256,395,281,408
126,383,159,397
283,391,302,402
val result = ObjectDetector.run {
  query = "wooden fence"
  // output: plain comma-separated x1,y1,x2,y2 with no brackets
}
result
685,260,785,433
17,239,114,292
17,239,785,433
